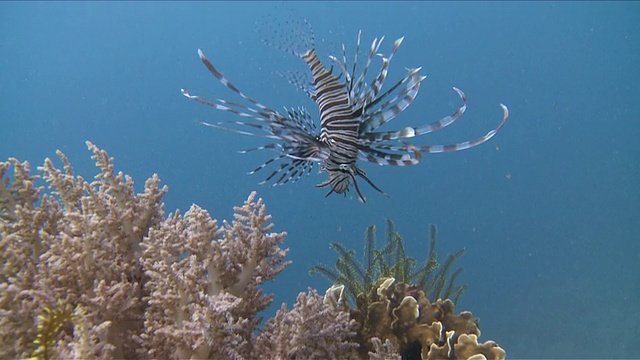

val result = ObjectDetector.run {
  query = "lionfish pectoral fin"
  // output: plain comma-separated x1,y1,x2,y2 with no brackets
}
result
415,102,509,154
278,70,316,99
358,70,425,136
404,142,422,162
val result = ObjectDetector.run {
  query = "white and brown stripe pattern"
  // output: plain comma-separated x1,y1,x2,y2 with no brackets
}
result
181,49,330,187
182,21,509,202
300,48,373,202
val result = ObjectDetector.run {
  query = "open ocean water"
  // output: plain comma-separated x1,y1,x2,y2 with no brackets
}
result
1,2,638,358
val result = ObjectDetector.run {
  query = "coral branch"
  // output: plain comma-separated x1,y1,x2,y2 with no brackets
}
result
140,194,290,359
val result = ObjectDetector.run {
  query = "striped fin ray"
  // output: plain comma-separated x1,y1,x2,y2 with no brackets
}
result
182,46,330,188
340,43,351,85
240,142,315,184
241,143,319,185
413,103,509,154
346,35,404,112
181,90,284,126
328,54,350,85
363,103,509,158
246,151,287,174
199,118,325,183
285,106,317,135
352,36,385,104
181,64,298,141
337,30,363,92
328,30,361,100
370,72,424,117
259,157,315,186
329,33,412,130
330,33,384,110
198,121,283,140
192,49,280,115
363,142,424,153
361,85,466,143
346,31,362,90
358,145,420,166
196,109,315,143
369,36,405,99
239,143,280,154
357,70,425,139
184,73,319,146
350,31,362,90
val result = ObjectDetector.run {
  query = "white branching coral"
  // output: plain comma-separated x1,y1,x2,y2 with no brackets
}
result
256,289,358,360
140,194,290,359
0,142,357,359
1,141,168,359
0,157,52,359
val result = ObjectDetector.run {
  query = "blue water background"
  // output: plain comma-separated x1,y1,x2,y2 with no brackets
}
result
1,2,638,358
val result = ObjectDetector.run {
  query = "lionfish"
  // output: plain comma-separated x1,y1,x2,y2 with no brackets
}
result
181,20,508,203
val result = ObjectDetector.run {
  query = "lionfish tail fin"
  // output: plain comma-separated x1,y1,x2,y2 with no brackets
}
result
257,16,315,58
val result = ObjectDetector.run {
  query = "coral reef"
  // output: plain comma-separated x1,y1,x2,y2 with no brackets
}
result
0,142,506,359
0,142,354,359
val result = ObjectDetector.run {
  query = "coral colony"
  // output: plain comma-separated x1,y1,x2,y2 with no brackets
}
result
0,142,504,359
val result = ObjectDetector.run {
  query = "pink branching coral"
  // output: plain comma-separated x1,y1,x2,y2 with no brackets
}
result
256,288,358,359
0,142,356,359
140,196,290,359
1,142,167,359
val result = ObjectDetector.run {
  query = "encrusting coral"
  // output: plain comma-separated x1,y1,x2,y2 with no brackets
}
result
0,142,506,359
352,278,506,360
312,221,506,360
0,142,355,359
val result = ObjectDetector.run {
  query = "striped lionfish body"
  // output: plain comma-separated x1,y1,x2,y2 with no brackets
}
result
300,48,381,200
181,20,509,202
